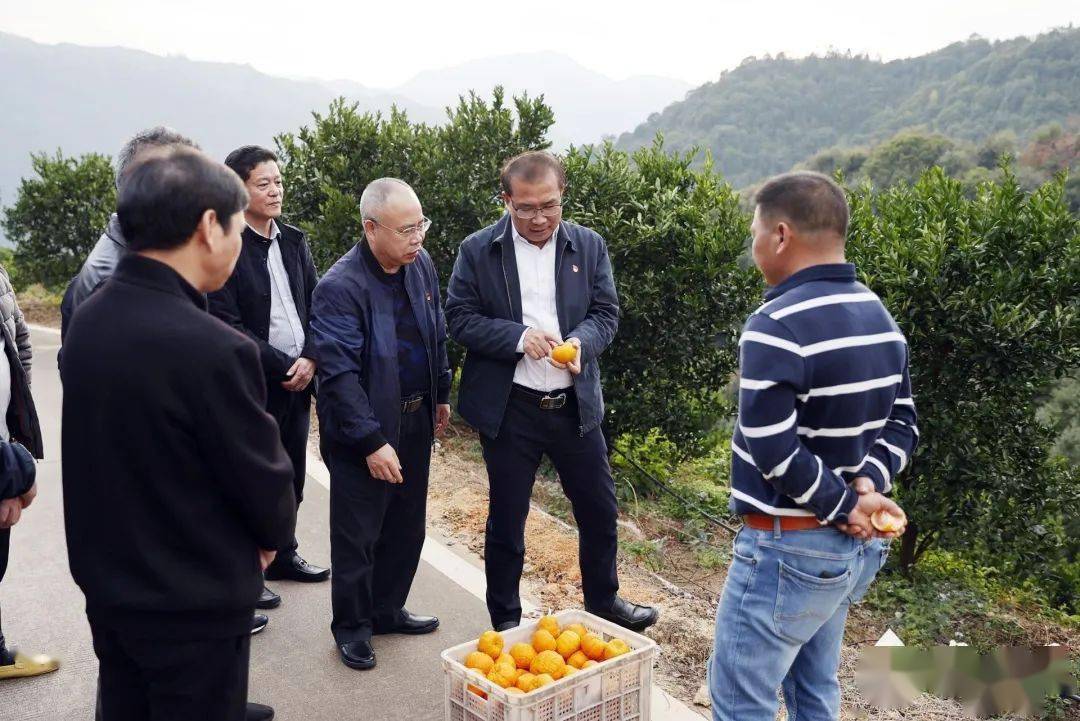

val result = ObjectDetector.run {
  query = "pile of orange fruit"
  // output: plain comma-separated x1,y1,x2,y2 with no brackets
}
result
463,615,631,697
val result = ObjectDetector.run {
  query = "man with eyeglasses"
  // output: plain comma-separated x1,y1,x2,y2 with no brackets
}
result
209,146,330,617
310,178,451,670
446,151,659,633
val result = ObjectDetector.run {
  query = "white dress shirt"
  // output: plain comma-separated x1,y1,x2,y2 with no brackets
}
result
250,220,306,360
511,222,573,392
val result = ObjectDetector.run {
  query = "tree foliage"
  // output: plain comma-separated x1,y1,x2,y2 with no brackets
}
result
845,167,1080,605
2,151,115,288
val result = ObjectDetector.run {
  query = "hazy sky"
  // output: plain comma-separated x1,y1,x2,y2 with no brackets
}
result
2,0,1076,87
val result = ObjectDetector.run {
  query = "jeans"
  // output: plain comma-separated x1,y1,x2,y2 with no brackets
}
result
708,524,889,721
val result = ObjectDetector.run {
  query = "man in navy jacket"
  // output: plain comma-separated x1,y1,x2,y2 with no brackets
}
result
445,151,657,633
311,178,451,670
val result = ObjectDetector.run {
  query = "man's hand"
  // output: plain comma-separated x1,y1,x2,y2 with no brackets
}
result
0,497,22,529
282,357,316,392
19,481,37,509
841,492,907,541
367,443,403,484
522,328,561,360
435,404,451,437
547,337,582,375
258,548,277,572
851,475,875,495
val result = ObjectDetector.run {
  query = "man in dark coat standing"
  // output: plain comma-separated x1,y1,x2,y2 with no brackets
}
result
61,148,296,721
445,151,658,633
209,146,328,611
311,178,451,670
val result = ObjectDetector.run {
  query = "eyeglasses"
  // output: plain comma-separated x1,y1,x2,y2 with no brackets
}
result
508,200,562,220
369,216,432,239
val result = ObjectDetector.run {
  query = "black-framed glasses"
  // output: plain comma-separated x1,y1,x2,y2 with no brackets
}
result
508,199,562,220
370,216,432,238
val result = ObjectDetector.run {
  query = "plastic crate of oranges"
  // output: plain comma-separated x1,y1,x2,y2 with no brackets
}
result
442,609,657,721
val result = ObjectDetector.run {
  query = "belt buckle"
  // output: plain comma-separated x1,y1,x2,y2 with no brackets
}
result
539,393,566,410
402,396,423,413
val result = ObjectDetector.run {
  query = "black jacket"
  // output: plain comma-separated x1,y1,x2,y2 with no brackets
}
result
61,255,296,639
311,241,451,456
208,222,318,383
445,216,620,439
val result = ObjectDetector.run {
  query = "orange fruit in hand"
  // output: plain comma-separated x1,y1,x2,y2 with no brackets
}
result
465,651,495,674
531,629,557,653
871,509,905,533
477,630,504,659
530,650,567,679
580,633,606,660
555,630,581,659
603,639,630,660
550,343,577,364
509,643,536,669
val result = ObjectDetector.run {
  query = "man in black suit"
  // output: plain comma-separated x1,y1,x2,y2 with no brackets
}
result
61,148,296,721
209,147,329,611
445,151,658,633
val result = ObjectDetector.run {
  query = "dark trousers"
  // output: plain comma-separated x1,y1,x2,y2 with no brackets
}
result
90,620,250,721
0,529,8,661
265,385,311,555
326,403,432,643
479,391,620,626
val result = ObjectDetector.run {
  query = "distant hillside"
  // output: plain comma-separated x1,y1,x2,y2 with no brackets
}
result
396,51,692,149
0,32,440,224
616,28,1080,187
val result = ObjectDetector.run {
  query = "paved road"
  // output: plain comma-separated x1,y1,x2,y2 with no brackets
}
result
0,326,699,721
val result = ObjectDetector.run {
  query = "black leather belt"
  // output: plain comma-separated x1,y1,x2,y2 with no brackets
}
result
511,384,574,410
401,393,427,414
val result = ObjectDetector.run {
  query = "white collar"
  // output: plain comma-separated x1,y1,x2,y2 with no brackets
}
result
247,218,281,241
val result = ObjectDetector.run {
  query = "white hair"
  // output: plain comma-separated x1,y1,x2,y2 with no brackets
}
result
359,178,417,221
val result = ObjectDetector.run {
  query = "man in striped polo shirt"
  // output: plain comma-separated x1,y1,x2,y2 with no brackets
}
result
709,172,917,721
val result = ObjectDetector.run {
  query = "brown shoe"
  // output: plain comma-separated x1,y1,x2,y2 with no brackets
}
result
0,651,60,679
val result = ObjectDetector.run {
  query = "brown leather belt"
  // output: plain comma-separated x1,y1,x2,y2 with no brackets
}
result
742,514,826,531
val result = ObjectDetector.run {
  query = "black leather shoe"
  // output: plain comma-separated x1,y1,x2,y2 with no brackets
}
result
373,610,440,635
494,621,519,632
255,585,281,610
245,702,274,721
264,552,330,583
586,597,659,632
251,614,269,635
339,640,376,670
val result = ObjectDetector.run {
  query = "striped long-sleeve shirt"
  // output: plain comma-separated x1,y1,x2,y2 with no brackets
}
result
729,263,918,523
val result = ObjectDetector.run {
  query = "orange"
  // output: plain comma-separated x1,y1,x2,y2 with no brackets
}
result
509,643,536,669
530,650,567,679
565,623,589,639
531,629,557,654
550,343,577,365
563,666,578,677
516,671,538,692
567,650,589,669
537,615,560,638
581,659,599,669
477,630,504,659
465,651,495,674
506,687,525,695
495,653,516,669
535,673,555,689
487,664,516,688
580,633,606,660
604,639,630,660
871,509,905,533
555,631,581,659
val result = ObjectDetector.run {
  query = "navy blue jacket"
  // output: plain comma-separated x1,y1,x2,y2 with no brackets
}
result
311,241,451,457
445,215,619,439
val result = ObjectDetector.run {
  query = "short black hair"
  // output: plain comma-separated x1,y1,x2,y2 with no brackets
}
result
500,150,566,195
118,148,249,252
224,145,279,182
754,171,849,238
